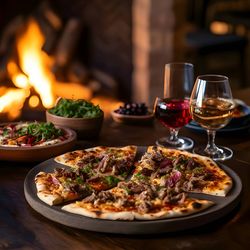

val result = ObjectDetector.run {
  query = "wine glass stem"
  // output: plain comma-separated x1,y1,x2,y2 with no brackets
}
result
205,129,219,155
168,128,180,145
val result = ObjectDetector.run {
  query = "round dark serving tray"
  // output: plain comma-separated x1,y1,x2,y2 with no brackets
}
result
24,147,242,235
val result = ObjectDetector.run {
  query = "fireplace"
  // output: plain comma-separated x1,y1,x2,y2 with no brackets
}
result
0,0,176,120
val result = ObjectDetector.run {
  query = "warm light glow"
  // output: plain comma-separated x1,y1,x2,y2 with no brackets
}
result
13,74,29,89
1,18,121,120
7,61,29,89
29,95,40,108
210,21,230,35
0,88,30,120
54,82,92,100
16,18,55,108
91,96,122,116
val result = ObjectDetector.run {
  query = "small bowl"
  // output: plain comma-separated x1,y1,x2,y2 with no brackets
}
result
46,111,104,139
111,110,154,124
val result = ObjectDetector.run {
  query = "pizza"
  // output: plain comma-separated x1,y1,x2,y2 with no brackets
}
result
35,145,233,220
54,146,137,170
0,122,67,147
35,146,137,205
35,170,92,205
132,146,232,196
62,182,214,220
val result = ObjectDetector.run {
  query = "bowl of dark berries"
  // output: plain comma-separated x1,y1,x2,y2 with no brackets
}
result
111,103,154,124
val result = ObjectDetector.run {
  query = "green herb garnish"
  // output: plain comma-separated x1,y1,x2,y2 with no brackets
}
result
124,187,132,194
76,177,84,184
3,128,9,137
49,98,103,118
134,172,148,181
80,163,93,174
17,122,63,142
105,176,120,186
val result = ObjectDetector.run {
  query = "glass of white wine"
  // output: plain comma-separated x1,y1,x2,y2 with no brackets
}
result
190,75,235,161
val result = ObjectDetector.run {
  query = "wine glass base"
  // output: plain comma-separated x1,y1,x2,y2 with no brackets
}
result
193,146,233,161
156,136,194,150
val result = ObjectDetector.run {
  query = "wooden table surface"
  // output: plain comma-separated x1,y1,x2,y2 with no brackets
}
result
1,90,250,250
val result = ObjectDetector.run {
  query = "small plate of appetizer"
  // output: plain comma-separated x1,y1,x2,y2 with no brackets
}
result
0,122,76,162
111,103,154,124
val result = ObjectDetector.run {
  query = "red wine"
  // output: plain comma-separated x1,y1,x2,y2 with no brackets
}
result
155,98,191,128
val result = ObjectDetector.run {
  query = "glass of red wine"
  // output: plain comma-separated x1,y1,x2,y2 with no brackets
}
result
154,63,194,150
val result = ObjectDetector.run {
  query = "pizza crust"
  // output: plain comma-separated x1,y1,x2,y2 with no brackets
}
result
62,203,134,220
35,171,79,206
133,199,214,220
62,198,214,221
37,191,63,206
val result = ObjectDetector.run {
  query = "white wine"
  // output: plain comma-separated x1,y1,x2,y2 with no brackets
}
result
190,98,234,130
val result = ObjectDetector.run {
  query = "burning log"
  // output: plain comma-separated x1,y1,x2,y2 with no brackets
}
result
0,16,25,55
36,1,62,54
0,2,120,122
0,16,25,82
91,69,118,97
51,18,83,81
54,18,83,68
67,60,90,84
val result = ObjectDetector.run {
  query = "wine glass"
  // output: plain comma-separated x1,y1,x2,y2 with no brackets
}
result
154,62,194,150
190,74,235,161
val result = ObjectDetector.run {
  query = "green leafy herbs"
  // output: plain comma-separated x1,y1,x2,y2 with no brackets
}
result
80,164,93,175
2,128,9,136
134,172,148,181
76,177,84,185
105,176,120,186
48,98,103,118
17,122,63,142
124,187,132,195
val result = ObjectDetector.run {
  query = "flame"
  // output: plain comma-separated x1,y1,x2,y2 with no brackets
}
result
7,61,29,89
0,88,30,120
1,18,120,120
29,95,40,108
16,18,55,108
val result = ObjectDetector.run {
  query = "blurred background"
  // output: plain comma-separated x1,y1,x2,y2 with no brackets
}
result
0,0,249,120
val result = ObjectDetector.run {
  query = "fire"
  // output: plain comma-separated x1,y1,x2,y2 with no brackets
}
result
0,18,120,120
16,18,55,108
0,88,30,120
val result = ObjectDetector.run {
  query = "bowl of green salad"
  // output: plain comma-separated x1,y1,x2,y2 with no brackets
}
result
46,98,104,139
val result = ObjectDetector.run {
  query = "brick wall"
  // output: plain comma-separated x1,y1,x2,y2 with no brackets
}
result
132,0,175,105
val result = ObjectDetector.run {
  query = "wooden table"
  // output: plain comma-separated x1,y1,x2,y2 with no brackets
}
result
1,91,250,249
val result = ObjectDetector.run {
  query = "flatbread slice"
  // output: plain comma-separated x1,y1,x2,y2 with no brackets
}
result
35,171,91,205
62,186,214,220
54,146,137,170
35,146,137,205
132,146,232,197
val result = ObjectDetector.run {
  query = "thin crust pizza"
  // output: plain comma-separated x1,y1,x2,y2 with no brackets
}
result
54,146,137,170
62,185,214,220
132,146,232,197
35,170,91,205
35,145,233,220
35,146,137,205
